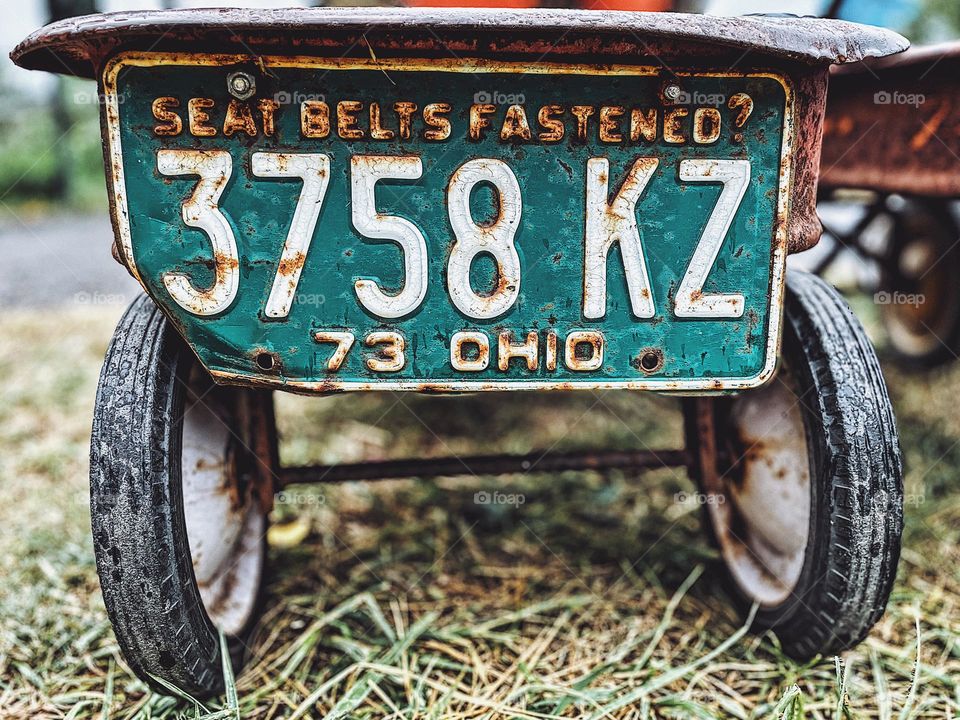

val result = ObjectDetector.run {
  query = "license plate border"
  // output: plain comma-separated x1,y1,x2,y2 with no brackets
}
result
101,51,795,393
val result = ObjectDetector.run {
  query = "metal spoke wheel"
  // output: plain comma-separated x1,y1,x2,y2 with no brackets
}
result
880,198,960,368
685,271,904,658
90,295,277,697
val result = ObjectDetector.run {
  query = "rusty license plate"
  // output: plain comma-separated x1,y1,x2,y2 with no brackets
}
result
103,53,793,392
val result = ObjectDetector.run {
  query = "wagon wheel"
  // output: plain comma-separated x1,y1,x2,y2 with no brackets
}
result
684,270,903,658
879,198,960,369
90,295,277,697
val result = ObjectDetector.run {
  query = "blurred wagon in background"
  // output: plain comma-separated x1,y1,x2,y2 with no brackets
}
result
818,44,960,368
13,7,907,697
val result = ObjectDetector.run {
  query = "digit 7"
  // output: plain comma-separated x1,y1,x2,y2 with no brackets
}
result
312,331,355,371
251,152,331,319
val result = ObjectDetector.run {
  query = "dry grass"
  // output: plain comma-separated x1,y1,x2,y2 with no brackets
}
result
0,304,957,719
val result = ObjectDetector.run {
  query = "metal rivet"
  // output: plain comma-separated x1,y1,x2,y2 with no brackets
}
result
227,71,256,100
663,83,682,101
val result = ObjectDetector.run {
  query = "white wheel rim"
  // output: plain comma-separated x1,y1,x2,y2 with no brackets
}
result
181,369,264,636
710,370,811,606
883,237,948,357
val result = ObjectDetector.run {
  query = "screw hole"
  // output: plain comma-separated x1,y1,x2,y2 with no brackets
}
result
226,71,256,100
637,348,664,374
255,352,277,372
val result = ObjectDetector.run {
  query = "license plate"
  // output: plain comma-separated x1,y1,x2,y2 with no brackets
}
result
103,53,792,392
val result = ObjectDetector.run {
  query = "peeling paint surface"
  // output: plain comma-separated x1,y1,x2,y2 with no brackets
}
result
821,47,960,197
109,54,791,392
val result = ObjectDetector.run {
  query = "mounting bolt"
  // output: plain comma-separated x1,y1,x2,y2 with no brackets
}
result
227,71,256,100
663,83,682,102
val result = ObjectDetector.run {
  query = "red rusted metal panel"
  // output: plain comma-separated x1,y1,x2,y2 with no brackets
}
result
821,44,960,197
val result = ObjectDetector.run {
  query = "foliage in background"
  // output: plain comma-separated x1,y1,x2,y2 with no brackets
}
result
906,0,960,43
0,73,106,212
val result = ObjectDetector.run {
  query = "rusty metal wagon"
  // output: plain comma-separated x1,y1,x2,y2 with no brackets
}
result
13,8,908,697
818,44,960,367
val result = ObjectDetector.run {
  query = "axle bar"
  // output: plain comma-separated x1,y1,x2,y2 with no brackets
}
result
278,448,688,486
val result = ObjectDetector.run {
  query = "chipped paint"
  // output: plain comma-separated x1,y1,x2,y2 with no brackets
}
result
821,46,960,197
97,51,800,393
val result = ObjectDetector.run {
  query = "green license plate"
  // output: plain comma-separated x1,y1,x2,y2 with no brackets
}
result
103,53,793,392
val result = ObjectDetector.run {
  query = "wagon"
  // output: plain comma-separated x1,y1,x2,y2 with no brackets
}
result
12,8,907,697
818,44,960,367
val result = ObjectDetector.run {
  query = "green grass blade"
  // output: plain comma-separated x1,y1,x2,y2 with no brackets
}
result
145,672,209,713
835,656,852,720
218,630,240,720
897,614,922,720
870,647,892,720
584,603,759,720
635,564,704,670
772,684,805,720
100,658,114,720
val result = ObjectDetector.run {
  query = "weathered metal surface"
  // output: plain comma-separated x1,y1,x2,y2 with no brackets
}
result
234,389,279,514
687,383,810,604
278,447,688,486
102,53,792,391
821,44,960,197
11,8,908,79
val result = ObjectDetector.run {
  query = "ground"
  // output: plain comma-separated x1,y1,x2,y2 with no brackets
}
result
0,290,957,720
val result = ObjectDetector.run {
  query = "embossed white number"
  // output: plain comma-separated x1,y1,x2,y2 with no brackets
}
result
252,152,330,318
446,158,523,319
313,330,356,371
675,158,750,318
157,149,239,316
582,157,658,320
157,150,754,340
351,155,428,319
365,331,406,372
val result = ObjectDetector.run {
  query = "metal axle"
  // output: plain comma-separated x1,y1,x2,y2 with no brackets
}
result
278,447,687,486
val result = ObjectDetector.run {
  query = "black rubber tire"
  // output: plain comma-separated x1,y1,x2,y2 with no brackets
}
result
685,270,904,658
90,295,268,697
879,198,960,370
